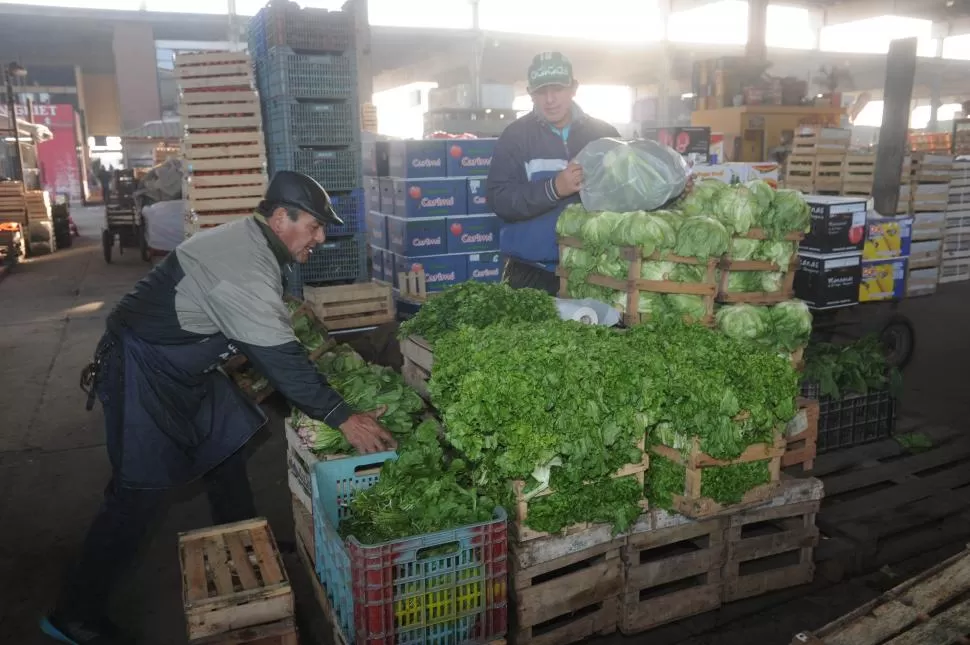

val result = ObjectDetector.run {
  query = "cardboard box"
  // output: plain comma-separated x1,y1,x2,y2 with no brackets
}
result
746,162,781,188
387,140,448,179
467,252,503,283
907,266,940,297
362,140,389,177
801,196,869,254
642,127,711,163
394,254,468,292
863,215,912,260
909,239,943,269
393,178,468,218
794,252,862,309
370,244,384,278
911,211,946,240
386,214,448,257
365,211,388,249
467,177,489,214
381,249,395,284
860,257,907,302
692,164,743,184
445,139,496,177
378,178,396,215
446,215,499,254
365,177,382,214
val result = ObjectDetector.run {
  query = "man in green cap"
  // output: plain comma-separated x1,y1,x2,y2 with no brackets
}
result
486,51,620,294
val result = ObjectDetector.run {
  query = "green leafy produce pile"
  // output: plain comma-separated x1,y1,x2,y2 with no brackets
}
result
524,476,644,536
647,454,772,509
716,300,813,354
338,420,498,544
292,306,329,352
556,179,810,315
429,318,798,532
803,336,903,400
398,281,559,345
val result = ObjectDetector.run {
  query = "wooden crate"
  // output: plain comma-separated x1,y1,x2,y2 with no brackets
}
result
791,127,850,155
291,494,314,569
510,441,650,543
782,397,819,471
722,499,819,602
557,236,717,327
812,155,845,191
791,546,970,645
902,152,954,183
620,510,726,635
398,269,429,301
842,154,875,195
24,190,51,221
649,432,785,519
191,618,297,645
179,518,294,641
784,156,815,184
303,282,395,331
400,334,433,400
717,230,802,305
511,535,623,645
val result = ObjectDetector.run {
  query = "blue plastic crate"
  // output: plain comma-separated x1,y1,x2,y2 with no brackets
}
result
311,454,508,645
248,3,353,58
255,47,356,101
327,189,365,237
265,99,358,148
268,144,361,193
296,234,367,285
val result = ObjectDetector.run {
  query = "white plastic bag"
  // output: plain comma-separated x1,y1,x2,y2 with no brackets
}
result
576,138,689,212
142,200,186,252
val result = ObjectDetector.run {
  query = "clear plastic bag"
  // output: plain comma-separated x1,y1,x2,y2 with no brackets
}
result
576,138,689,212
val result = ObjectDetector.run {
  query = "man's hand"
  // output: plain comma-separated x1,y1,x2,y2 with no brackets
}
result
339,405,397,454
554,162,584,198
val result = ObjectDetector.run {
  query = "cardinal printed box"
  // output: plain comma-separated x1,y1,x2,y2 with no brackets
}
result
379,178,396,215
365,211,388,249
365,177,382,213
370,245,384,279
467,178,489,214
446,215,499,254
467,253,503,283
387,140,448,179
394,254,468,292
362,139,389,177
393,178,468,218
386,214,448,257
801,196,869,254
445,138,497,177
381,249,395,284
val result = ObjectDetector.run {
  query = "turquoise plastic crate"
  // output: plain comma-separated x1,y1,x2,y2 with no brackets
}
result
311,453,508,645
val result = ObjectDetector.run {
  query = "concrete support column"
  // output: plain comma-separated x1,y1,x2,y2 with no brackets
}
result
656,0,673,126
111,23,160,132
807,7,824,50
746,0,768,61
352,0,373,105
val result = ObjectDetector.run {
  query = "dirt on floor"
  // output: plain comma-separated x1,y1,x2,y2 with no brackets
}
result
0,206,968,645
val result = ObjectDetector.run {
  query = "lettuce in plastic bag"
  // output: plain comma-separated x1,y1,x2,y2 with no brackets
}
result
577,138,689,212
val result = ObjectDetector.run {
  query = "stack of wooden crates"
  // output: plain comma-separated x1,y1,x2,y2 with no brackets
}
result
943,159,970,284
176,51,268,237
783,127,851,194
900,154,951,294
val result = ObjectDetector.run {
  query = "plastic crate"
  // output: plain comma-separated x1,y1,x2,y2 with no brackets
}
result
249,2,353,60
327,189,366,237
255,47,356,101
311,454,508,645
296,234,368,285
268,144,362,193
265,99,358,148
802,383,897,453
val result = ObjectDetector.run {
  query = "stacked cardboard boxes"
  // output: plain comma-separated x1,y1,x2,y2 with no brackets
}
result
943,159,970,284
363,138,502,295
793,196,868,310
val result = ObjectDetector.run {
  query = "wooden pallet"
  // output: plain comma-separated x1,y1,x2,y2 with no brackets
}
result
843,154,875,191
291,494,314,569
190,618,297,645
717,243,799,305
806,423,970,575
179,518,294,641
400,334,433,401
303,282,395,331
557,236,717,327
782,397,819,471
722,499,819,602
941,257,970,283
620,511,726,634
650,432,785,519
511,534,623,645
398,269,430,301
792,546,970,645
510,443,649,543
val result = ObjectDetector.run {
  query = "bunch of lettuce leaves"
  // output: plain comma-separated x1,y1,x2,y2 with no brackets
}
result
803,335,903,400
715,300,813,354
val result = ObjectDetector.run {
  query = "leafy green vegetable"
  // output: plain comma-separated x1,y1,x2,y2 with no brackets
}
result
612,211,678,254
339,420,497,544
700,460,771,505
524,476,643,536
670,263,707,283
895,432,933,454
716,300,812,354
712,184,757,235
641,260,678,281
755,241,795,269
681,179,729,217
745,180,775,217
399,281,559,344
770,300,813,352
645,454,686,509
673,216,730,260
664,294,708,322
763,189,811,240
716,304,771,343
730,238,761,261
556,203,589,237
803,335,901,400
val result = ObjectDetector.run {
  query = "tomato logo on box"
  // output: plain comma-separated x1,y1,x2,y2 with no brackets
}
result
449,145,463,159
408,186,422,200
848,225,865,245
450,223,463,236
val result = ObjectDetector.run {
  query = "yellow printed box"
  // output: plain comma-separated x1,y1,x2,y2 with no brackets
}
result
860,258,908,302
863,215,912,260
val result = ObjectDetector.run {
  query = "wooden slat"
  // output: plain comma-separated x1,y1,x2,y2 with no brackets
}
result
250,525,285,586
225,531,259,591
183,144,266,161
204,536,235,597
189,173,267,188
182,115,262,130
183,131,264,147
180,518,269,542
180,90,262,105
186,157,266,173
190,196,262,212
180,102,261,117
187,184,266,201
182,538,210,602
176,62,252,79
178,75,254,91
175,51,251,66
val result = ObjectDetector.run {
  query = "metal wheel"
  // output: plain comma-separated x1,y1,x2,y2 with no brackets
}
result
102,229,114,264
880,314,915,369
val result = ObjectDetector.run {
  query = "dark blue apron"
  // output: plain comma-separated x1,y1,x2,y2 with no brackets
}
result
97,328,267,489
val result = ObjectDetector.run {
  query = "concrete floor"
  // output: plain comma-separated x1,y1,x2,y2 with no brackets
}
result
0,205,968,645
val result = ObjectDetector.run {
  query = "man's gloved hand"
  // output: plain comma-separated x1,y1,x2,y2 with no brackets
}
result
339,405,398,453
554,162,584,198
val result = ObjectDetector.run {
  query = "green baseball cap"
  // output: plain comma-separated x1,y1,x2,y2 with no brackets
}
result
527,52,574,92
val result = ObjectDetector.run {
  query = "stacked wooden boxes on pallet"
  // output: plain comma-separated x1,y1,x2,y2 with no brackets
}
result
782,398,819,471
0,181,26,227
898,154,951,293
176,51,268,237
784,127,851,194
841,154,876,196
179,518,297,645
942,159,970,284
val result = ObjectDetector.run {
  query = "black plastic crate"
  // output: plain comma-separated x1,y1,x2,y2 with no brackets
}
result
802,383,897,453
265,99,358,148
248,2,353,60
255,47,356,101
267,144,361,193
295,234,367,286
